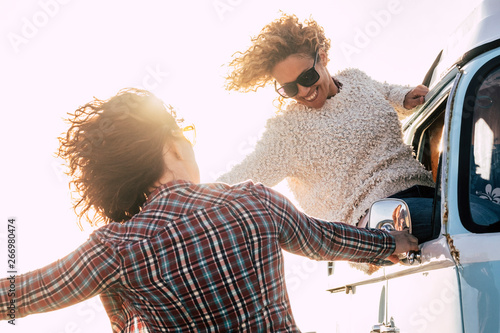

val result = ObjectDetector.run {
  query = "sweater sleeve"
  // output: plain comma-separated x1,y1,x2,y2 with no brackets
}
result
354,69,415,120
0,236,121,321
253,183,396,264
217,115,293,187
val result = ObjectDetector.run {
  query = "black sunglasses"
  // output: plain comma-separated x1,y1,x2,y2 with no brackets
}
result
274,50,320,98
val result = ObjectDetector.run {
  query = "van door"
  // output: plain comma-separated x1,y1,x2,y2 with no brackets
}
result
327,260,389,332
451,54,500,332
381,77,462,333
327,73,460,333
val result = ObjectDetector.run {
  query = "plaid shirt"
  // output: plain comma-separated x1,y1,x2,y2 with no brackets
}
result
1,180,395,332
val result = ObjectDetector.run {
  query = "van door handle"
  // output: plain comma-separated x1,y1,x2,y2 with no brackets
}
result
407,250,421,265
371,317,400,332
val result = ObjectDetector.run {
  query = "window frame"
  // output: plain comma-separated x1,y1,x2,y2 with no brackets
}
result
458,55,500,233
409,103,447,243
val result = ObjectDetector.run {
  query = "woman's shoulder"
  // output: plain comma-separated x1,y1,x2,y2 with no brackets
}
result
267,103,310,128
336,68,372,82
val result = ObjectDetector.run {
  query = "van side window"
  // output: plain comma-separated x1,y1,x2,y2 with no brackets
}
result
411,103,446,242
415,110,445,183
469,67,500,226
460,60,500,232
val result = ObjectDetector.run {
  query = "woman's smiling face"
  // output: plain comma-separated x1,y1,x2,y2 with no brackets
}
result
271,49,337,109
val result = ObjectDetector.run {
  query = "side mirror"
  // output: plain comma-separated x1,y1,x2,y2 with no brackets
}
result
368,199,421,265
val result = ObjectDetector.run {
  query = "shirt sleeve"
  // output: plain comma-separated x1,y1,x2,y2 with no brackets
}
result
253,183,396,265
0,236,121,321
216,116,293,187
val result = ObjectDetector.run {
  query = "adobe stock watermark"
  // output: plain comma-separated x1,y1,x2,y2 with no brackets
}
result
339,0,403,63
212,0,244,21
137,64,170,92
408,278,459,332
7,0,74,54
208,127,265,181
46,296,107,333
284,259,319,292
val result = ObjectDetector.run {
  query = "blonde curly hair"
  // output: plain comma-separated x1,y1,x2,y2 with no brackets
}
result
226,13,331,94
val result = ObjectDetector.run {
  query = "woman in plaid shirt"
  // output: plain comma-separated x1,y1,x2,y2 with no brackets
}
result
0,89,417,332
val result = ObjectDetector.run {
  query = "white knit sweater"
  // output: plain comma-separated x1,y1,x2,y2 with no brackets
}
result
217,68,435,225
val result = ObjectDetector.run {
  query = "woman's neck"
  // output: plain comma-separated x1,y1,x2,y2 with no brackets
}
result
327,77,343,99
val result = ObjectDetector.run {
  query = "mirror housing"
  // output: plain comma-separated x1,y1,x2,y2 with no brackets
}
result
368,199,421,265
368,199,411,232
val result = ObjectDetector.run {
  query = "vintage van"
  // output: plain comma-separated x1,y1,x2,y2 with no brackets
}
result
327,0,500,332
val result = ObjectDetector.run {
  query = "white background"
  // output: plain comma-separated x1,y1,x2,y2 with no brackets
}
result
0,0,480,332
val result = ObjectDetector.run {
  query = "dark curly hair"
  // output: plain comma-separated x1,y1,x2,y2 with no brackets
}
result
57,88,181,227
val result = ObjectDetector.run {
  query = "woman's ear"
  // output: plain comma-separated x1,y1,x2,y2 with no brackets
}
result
171,129,184,140
169,130,186,160
318,48,328,66
166,140,185,161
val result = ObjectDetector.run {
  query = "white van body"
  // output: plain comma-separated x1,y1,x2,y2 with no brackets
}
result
327,1,500,331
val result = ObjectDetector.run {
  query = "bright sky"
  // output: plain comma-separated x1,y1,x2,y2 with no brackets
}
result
0,0,479,332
